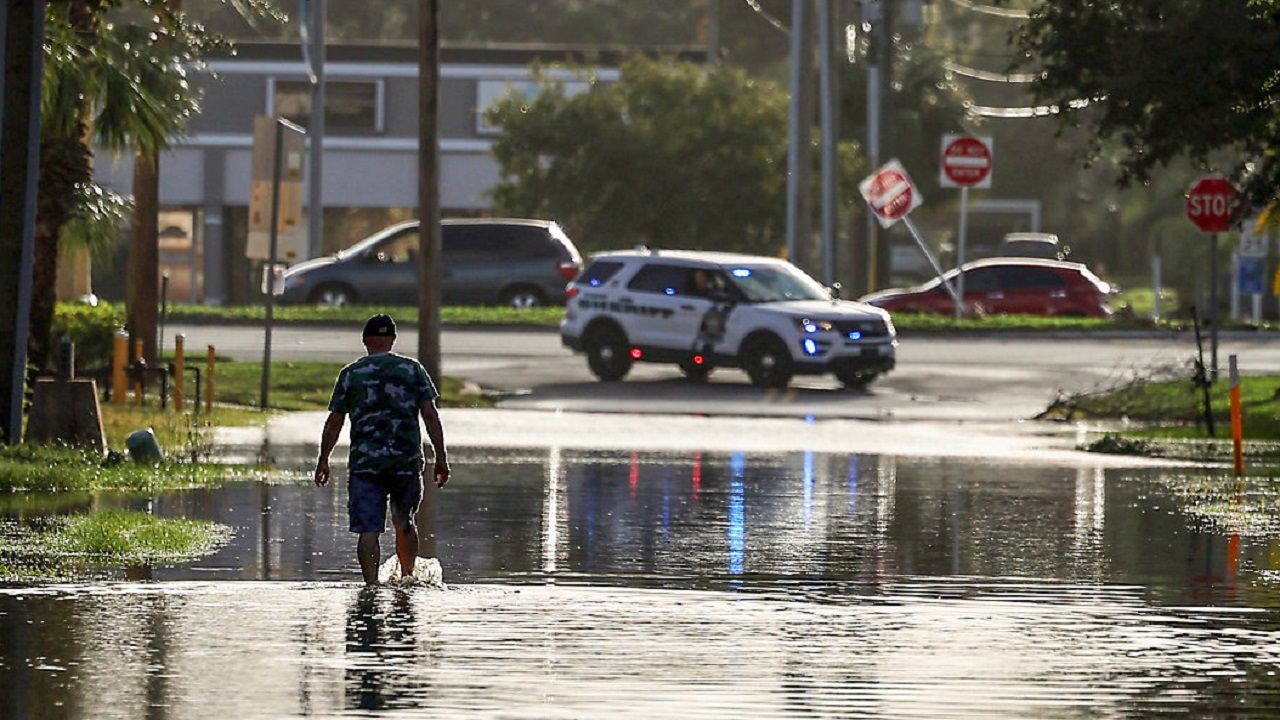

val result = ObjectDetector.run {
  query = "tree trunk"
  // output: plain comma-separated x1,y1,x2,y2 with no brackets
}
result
29,133,92,374
126,150,159,363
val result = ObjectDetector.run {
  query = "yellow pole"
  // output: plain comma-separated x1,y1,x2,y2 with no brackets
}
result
111,330,128,405
206,345,215,415
174,334,185,411
133,339,144,406
1229,354,1244,478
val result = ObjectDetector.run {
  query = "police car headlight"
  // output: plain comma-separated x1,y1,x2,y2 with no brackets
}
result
284,273,306,288
796,318,834,333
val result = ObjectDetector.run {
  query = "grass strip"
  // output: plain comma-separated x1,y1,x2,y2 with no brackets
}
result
0,445,262,494
0,510,231,582
1047,371,1280,461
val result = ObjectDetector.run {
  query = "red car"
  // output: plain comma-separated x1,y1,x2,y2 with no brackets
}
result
860,258,1112,317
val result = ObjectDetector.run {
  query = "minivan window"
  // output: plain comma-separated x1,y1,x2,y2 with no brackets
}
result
446,225,553,259
577,261,624,287
373,231,419,264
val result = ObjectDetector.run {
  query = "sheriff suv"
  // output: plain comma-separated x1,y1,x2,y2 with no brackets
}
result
560,250,897,389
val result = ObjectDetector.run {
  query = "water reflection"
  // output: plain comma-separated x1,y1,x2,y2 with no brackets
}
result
7,447,1280,716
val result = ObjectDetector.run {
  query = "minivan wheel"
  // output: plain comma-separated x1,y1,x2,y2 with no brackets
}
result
501,286,545,308
311,283,356,306
741,335,793,389
585,325,632,381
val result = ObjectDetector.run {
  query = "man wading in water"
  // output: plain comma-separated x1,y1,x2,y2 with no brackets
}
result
314,314,450,585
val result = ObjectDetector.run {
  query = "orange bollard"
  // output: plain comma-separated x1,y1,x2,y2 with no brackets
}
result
111,330,128,405
1229,354,1244,478
206,345,215,414
174,334,185,411
133,338,144,406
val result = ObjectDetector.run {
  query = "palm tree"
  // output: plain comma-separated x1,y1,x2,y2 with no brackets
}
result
32,0,279,371
32,1,199,373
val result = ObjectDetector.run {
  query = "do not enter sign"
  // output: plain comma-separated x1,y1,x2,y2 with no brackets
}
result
1186,175,1241,233
859,160,922,228
939,135,993,189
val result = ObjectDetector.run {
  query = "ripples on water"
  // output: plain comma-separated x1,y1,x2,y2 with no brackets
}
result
3,447,1280,717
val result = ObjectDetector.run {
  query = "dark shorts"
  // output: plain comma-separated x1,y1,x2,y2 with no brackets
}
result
348,471,424,534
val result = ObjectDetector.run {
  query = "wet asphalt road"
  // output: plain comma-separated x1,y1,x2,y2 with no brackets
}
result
172,323,1280,420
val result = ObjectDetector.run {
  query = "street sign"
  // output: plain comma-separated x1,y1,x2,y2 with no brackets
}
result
939,135,993,189
1185,175,1241,233
247,115,307,262
1239,220,1268,258
859,159,922,229
1238,257,1265,294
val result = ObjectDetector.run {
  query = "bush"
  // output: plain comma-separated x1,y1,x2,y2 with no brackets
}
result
52,301,125,372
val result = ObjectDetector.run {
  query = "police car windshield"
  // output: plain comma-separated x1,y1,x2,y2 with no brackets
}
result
728,264,829,302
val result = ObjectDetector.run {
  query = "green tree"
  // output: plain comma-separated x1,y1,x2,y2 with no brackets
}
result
487,56,861,256
1013,0,1280,208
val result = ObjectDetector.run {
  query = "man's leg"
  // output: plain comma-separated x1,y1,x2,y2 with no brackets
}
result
390,472,425,577
357,531,381,585
391,508,418,577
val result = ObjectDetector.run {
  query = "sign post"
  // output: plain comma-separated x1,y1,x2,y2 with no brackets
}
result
1185,175,1242,382
858,159,960,305
939,135,993,320
248,116,307,409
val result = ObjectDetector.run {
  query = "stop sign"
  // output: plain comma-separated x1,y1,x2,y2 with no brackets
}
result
940,135,993,188
859,160,922,228
1185,176,1241,233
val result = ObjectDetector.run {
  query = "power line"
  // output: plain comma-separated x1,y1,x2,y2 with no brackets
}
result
945,59,1036,83
741,0,789,36
965,97,1092,118
947,0,1030,20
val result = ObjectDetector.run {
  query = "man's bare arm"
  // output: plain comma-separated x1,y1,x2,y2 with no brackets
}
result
314,411,345,486
420,399,450,488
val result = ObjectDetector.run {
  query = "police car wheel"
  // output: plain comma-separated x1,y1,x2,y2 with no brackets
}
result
585,325,632,381
679,359,712,381
742,336,793,389
835,367,877,389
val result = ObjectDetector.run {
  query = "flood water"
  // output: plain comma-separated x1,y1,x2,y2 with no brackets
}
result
4,446,1280,717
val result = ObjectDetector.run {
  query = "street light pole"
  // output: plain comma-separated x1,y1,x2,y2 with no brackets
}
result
418,0,443,382
307,0,326,259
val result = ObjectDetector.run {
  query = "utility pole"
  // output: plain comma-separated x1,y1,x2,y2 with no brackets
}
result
0,1,44,444
417,0,442,382
818,0,838,285
707,0,721,64
307,0,326,259
874,0,895,290
863,1,882,294
785,0,814,267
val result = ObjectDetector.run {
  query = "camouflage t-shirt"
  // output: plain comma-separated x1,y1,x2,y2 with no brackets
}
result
327,353,439,475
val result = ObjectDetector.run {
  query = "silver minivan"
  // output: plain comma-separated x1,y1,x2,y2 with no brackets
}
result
280,218,583,306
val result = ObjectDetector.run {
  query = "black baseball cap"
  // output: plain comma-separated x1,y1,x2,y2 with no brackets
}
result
362,314,397,338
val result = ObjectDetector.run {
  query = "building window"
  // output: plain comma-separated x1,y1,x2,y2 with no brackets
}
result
475,79,590,135
271,79,384,133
